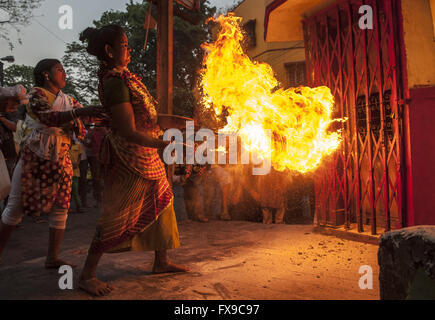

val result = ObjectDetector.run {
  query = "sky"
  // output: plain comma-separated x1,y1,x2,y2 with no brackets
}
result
0,0,238,68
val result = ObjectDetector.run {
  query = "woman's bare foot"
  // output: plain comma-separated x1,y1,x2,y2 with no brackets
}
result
152,261,190,274
78,277,114,297
45,258,77,269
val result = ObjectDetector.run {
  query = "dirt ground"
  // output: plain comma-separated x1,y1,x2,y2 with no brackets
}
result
0,186,380,300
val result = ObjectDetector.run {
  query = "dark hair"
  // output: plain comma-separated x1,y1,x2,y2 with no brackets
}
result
33,59,61,87
80,25,126,61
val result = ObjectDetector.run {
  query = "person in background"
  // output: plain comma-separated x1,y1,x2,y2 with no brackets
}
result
0,59,104,268
0,110,18,218
0,97,19,113
0,85,28,114
209,165,232,221
251,168,290,224
0,86,28,215
69,136,85,213
0,110,18,178
78,128,89,208
172,135,215,223
178,164,232,222
83,123,107,208
189,107,231,221
174,161,210,223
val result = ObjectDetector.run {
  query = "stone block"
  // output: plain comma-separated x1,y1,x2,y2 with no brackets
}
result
378,226,435,299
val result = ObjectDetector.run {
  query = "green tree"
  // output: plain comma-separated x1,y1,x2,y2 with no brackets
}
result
0,0,42,49
62,41,100,104
3,64,34,89
62,0,216,116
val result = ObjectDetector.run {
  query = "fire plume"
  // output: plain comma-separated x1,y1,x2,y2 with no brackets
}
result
199,14,343,173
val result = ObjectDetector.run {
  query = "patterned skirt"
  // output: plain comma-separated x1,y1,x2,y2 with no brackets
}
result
89,157,180,254
21,146,72,216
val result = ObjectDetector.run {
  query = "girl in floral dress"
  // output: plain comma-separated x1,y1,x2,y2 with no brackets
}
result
0,59,104,268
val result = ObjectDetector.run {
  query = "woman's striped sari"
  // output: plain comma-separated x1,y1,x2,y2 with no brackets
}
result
88,68,180,254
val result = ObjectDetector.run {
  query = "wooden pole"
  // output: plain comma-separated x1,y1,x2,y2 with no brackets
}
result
157,0,174,184
157,0,173,115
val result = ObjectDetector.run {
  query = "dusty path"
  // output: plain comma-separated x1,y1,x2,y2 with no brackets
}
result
0,185,379,300
0,219,379,300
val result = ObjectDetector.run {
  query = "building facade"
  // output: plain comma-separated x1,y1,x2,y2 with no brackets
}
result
233,0,308,88
236,0,435,235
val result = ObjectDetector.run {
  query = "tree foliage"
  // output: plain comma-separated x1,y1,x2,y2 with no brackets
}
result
62,41,100,104
0,0,42,49
3,64,34,89
62,0,216,116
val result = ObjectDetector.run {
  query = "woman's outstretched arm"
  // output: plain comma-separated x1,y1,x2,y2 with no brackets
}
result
28,88,104,126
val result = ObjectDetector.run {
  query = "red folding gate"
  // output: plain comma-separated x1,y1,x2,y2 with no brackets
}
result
303,0,409,234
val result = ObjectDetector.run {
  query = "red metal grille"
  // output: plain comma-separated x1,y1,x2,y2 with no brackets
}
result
303,0,408,234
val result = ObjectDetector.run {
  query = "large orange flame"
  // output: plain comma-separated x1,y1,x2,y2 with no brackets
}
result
199,14,343,173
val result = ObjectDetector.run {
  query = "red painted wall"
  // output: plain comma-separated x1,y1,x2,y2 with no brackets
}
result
408,86,435,225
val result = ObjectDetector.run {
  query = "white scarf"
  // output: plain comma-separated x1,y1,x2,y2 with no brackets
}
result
24,90,75,162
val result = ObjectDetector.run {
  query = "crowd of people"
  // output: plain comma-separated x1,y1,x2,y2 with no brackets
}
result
0,24,193,296
0,23,310,297
174,162,232,223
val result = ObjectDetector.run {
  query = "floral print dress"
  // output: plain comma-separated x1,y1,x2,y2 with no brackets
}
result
21,87,85,216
